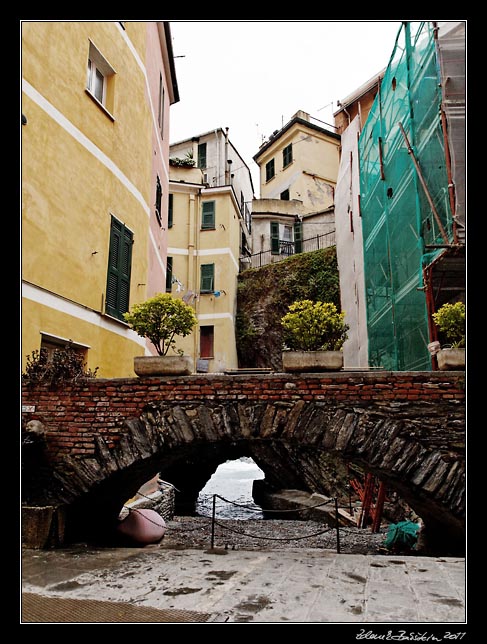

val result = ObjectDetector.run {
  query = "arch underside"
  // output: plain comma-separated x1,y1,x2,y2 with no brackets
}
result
50,399,464,553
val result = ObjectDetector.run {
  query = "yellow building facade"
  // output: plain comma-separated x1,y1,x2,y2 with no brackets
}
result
22,22,178,377
255,110,340,210
167,165,243,373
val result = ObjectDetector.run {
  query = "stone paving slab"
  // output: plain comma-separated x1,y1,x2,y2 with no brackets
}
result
22,546,466,625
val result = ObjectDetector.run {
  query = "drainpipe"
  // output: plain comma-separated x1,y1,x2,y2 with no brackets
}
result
224,127,230,184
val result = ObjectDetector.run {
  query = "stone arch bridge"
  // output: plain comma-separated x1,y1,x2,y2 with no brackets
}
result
21,371,465,554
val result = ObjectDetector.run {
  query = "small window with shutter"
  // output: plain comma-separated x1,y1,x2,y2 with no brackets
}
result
200,263,215,293
168,193,173,228
201,201,215,230
155,176,162,226
105,216,133,321
270,221,280,255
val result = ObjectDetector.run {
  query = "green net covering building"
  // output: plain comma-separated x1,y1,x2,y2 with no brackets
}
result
359,22,465,371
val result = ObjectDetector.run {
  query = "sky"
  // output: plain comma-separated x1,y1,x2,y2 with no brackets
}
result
168,20,403,195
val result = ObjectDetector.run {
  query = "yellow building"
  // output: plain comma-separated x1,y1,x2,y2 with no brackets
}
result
250,110,340,264
167,131,253,373
22,21,179,377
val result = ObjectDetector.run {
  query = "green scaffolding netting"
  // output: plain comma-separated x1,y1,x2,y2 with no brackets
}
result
359,22,454,371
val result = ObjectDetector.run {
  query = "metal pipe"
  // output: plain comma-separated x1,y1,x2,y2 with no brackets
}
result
334,497,341,554
398,122,449,245
439,108,458,243
211,494,216,549
432,21,458,244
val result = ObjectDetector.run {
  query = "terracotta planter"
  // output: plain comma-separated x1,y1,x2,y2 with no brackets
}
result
282,350,343,372
134,355,193,377
436,348,465,371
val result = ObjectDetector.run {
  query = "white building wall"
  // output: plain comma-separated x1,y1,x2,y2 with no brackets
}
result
335,116,369,368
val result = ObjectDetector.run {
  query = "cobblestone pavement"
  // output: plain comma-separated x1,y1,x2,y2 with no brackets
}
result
21,517,466,627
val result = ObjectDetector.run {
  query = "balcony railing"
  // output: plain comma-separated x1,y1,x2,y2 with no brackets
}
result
240,230,336,271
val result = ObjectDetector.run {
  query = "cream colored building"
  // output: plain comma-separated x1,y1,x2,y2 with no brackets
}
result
21,21,179,378
167,131,253,373
250,111,340,265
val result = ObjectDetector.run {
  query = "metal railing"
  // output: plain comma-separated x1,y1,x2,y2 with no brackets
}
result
240,230,336,270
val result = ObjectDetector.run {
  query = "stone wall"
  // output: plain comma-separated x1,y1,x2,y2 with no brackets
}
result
21,371,464,462
21,371,465,552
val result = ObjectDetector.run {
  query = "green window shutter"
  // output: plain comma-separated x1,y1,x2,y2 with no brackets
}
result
294,221,303,254
202,201,215,229
271,221,280,255
106,216,133,320
166,256,173,292
266,159,275,182
283,144,292,167
168,193,173,228
198,142,207,168
200,263,214,293
155,176,162,225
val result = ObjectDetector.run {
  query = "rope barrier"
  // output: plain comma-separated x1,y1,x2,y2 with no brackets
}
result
213,520,334,542
212,493,335,513
209,494,342,552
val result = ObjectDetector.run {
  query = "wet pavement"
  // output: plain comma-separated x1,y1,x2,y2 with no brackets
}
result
21,542,466,625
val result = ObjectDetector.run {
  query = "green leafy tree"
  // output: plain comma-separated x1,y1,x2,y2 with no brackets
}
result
432,302,465,348
281,299,349,351
124,293,197,356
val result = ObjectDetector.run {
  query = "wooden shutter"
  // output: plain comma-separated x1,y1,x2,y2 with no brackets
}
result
168,193,173,228
200,264,214,292
106,217,133,320
202,201,215,229
198,142,207,168
166,256,173,292
270,222,280,255
294,221,303,254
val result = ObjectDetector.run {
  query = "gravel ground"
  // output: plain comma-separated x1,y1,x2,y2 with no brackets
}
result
160,516,389,555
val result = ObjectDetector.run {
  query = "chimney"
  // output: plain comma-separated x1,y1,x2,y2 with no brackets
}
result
293,110,310,122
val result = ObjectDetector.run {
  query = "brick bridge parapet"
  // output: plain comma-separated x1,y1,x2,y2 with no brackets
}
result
22,371,465,462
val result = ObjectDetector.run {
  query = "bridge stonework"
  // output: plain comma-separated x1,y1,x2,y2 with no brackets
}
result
21,371,465,553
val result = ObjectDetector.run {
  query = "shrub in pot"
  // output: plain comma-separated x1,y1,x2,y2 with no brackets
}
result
280,299,349,372
431,301,465,370
124,293,197,376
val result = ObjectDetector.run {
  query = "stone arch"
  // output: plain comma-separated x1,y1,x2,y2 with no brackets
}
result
52,398,464,554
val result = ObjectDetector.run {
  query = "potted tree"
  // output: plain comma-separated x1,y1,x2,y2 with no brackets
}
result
124,293,198,376
281,299,349,372
431,301,465,371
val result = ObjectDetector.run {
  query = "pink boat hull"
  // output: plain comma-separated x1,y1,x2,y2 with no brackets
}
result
117,509,166,544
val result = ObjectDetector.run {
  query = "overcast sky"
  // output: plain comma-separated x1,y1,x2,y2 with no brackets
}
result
168,20,403,194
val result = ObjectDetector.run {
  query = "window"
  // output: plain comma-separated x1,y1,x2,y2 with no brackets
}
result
294,221,303,254
201,201,215,229
155,176,162,226
168,193,173,228
40,335,88,363
86,42,115,111
166,257,173,292
200,326,214,358
270,222,280,254
106,216,133,321
158,74,165,138
198,142,207,169
200,264,215,293
283,144,293,168
280,189,290,200
283,225,293,242
266,159,275,182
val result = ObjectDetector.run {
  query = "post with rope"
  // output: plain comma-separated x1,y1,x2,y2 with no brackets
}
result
211,494,216,549
334,497,341,554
